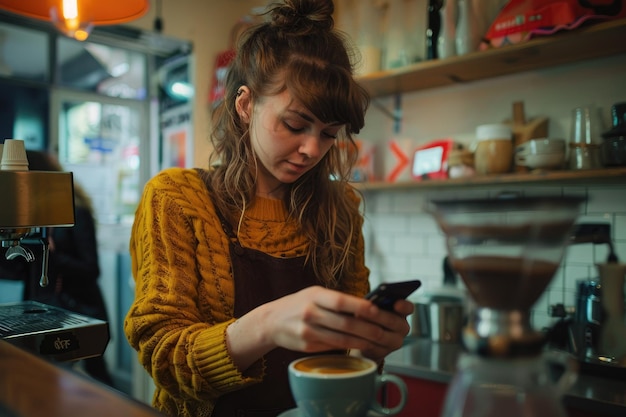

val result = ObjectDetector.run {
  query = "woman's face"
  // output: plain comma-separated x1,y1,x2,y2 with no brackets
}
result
242,89,343,198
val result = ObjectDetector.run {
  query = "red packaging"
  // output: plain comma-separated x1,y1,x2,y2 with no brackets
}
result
481,0,626,49
411,139,457,181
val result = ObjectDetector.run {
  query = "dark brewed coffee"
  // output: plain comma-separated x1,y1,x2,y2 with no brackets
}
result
293,355,372,375
451,256,558,310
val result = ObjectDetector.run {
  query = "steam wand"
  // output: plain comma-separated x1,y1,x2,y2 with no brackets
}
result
39,233,50,287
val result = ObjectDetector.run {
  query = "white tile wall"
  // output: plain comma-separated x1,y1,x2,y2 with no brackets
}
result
358,48,626,332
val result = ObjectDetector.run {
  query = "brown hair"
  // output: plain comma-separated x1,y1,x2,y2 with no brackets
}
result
208,0,370,287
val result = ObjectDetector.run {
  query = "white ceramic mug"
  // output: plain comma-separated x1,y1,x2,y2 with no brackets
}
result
515,138,566,169
288,355,408,417
516,138,566,155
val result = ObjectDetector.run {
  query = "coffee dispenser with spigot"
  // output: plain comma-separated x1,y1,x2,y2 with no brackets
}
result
428,195,584,417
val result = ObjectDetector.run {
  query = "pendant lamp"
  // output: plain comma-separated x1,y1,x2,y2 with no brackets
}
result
0,0,150,41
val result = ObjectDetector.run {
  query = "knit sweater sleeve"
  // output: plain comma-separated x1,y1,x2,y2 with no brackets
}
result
124,168,263,406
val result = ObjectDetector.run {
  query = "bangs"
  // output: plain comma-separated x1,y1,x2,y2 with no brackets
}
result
281,59,367,134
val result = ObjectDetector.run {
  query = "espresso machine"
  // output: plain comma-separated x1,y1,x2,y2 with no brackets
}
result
428,195,584,417
0,139,109,362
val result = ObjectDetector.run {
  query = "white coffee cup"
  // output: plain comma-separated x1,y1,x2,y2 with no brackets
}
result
288,355,408,417
515,138,566,169
516,138,566,155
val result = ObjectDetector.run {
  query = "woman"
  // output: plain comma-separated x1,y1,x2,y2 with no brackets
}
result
124,1,413,416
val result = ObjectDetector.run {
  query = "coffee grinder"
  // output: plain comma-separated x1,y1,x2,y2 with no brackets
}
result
0,139,109,362
427,195,584,417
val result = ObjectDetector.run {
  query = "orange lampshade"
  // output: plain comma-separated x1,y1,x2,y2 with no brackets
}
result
0,0,150,41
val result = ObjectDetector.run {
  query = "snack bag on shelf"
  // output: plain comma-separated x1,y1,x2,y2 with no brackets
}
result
481,0,626,50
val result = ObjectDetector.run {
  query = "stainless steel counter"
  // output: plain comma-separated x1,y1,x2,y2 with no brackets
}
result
385,338,626,417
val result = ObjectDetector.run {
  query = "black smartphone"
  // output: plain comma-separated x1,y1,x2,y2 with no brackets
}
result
365,280,422,311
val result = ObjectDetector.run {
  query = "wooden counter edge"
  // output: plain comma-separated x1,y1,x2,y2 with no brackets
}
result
0,340,164,417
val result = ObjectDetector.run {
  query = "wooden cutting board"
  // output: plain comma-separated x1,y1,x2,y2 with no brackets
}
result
507,101,549,172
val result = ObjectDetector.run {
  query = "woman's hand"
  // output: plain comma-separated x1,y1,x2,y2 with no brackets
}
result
226,286,413,371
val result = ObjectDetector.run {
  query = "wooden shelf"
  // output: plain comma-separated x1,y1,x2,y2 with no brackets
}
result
353,167,626,192
357,18,626,98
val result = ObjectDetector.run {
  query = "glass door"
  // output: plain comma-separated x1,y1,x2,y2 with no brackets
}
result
50,88,148,394
51,90,148,225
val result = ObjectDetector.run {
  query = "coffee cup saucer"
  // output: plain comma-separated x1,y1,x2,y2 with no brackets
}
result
278,408,384,417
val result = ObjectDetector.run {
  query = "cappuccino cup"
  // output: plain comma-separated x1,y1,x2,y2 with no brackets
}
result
288,355,407,417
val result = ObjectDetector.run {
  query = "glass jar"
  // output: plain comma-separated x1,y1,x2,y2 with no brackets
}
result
569,105,604,170
441,353,577,417
473,124,513,175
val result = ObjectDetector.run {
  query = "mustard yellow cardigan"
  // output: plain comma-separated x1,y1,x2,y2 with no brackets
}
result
124,168,369,417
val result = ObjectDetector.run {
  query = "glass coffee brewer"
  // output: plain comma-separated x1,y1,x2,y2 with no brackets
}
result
427,195,585,417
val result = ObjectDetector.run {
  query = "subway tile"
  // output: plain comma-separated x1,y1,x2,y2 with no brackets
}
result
551,267,565,293
563,264,594,293
534,289,551,317
562,289,578,309
565,242,594,264
546,288,567,309
392,235,426,255
425,235,448,257
369,234,395,253
408,213,441,235
532,311,553,332
594,244,611,264
392,192,429,214
409,255,444,281
370,213,411,233
587,188,626,214
377,254,411,277
616,215,626,240
380,275,418,285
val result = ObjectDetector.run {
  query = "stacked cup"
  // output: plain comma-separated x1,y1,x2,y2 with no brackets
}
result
515,138,566,170
0,139,29,171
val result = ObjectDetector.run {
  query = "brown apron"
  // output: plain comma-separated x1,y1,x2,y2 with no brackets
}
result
204,177,325,417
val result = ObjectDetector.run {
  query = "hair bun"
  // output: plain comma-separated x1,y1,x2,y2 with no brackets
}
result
269,0,334,35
